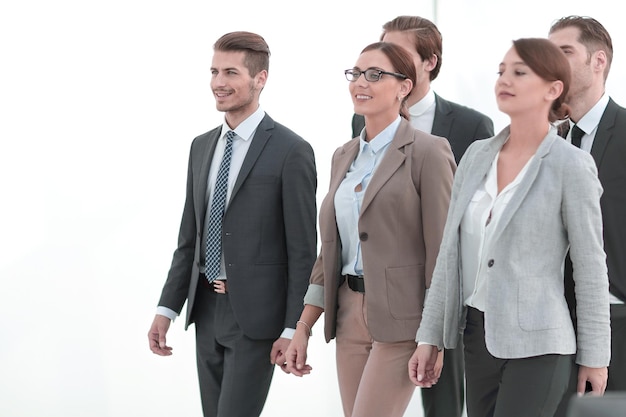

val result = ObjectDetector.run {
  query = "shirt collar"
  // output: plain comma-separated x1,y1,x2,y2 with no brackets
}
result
221,106,265,141
408,88,436,117
572,93,609,135
359,115,401,154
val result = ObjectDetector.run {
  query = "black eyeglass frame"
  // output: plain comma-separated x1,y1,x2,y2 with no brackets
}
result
344,68,408,82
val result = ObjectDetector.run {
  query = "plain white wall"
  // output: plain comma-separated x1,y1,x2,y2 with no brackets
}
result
1,1,624,416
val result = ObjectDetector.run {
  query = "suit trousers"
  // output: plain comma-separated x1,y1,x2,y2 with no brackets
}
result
192,284,275,417
464,307,572,417
335,281,417,417
421,341,465,417
608,304,626,390
554,303,626,417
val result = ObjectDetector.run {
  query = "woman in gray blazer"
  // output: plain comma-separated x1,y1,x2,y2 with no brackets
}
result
281,42,456,417
409,38,611,417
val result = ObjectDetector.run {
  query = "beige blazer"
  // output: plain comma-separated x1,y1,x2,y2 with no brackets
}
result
312,118,456,343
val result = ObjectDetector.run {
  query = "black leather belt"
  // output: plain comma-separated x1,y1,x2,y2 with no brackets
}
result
345,274,365,293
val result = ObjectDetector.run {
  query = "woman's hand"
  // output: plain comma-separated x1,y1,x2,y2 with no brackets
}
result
408,344,440,387
281,325,313,377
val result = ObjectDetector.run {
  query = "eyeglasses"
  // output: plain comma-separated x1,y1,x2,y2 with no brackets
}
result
344,68,408,82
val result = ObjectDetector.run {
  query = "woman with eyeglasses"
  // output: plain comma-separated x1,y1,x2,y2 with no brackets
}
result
408,38,610,417
280,42,456,417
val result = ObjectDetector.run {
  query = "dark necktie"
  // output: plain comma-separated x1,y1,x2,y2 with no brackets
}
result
205,130,235,282
571,124,585,148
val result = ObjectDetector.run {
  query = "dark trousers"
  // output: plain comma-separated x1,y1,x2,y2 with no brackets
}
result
192,285,275,417
554,303,626,417
608,304,626,391
421,341,465,417
464,307,572,417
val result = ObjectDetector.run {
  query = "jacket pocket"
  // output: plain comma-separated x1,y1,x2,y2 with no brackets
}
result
386,264,425,320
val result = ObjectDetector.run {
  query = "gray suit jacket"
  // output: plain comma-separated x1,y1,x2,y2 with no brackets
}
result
351,93,494,162
158,114,317,339
416,125,611,368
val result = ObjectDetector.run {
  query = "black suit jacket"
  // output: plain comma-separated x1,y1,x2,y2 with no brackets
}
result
158,114,317,339
577,98,626,301
351,93,494,162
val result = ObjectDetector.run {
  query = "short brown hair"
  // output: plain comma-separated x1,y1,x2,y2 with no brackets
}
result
213,31,271,76
381,16,443,81
549,15,613,80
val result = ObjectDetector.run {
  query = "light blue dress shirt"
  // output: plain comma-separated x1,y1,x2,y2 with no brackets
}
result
335,116,400,277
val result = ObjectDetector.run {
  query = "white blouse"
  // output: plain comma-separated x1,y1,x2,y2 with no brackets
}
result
461,150,535,311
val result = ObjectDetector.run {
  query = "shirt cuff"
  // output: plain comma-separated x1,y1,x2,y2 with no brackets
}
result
156,306,178,321
281,328,296,339
303,284,324,308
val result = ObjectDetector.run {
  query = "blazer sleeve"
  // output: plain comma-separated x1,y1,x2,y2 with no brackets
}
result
416,139,477,347
281,138,318,329
158,142,198,313
417,135,456,288
562,151,611,367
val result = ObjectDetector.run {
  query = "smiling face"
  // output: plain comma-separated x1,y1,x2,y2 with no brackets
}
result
210,50,266,126
495,46,559,119
349,49,410,122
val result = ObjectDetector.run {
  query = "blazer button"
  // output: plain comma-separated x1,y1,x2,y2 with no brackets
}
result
359,232,368,241
487,259,494,267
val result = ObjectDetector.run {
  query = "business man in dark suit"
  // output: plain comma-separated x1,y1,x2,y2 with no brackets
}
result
549,15,626,417
352,16,494,417
147,31,317,417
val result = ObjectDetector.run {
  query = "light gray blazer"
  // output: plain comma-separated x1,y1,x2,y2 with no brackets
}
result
416,125,611,368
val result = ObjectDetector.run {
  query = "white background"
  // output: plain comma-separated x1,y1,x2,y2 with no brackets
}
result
1,1,624,416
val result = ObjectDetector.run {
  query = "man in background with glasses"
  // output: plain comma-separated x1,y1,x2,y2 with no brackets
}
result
351,15,494,417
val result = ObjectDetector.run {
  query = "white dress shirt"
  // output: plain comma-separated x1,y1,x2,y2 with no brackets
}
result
567,93,609,152
408,88,436,133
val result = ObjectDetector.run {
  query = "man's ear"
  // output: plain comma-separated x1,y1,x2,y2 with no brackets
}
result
255,69,268,90
592,50,608,75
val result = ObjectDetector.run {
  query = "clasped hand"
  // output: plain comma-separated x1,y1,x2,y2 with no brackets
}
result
276,327,313,376
408,344,443,387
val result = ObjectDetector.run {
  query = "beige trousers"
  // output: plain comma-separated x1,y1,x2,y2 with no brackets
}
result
335,281,417,417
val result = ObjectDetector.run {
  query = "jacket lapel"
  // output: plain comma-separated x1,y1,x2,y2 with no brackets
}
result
591,98,618,166
229,115,272,203
360,119,412,215
448,128,507,229
489,129,557,244
330,138,360,195
432,94,453,138
195,129,221,226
